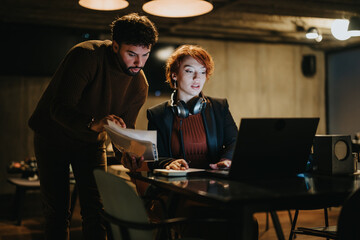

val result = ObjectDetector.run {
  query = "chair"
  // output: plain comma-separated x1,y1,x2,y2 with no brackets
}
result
288,188,360,240
93,169,227,240
288,208,334,240
264,210,293,232
336,188,360,240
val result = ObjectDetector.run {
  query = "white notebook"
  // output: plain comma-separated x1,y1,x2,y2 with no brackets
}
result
153,168,205,177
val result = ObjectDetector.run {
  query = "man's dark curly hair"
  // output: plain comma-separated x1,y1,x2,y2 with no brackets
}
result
111,13,158,47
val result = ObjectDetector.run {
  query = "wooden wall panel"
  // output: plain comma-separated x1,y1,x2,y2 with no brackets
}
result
0,76,50,193
137,38,326,134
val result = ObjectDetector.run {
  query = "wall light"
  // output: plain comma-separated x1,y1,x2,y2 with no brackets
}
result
79,0,129,11
155,46,177,61
306,27,322,42
331,19,351,40
348,16,360,37
306,27,319,39
142,0,213,18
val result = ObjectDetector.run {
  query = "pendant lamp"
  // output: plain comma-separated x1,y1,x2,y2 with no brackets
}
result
79,0,129,11
143,0,213,18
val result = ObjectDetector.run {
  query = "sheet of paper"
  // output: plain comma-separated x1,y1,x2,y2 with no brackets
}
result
104,121,158,161
107,121,157,143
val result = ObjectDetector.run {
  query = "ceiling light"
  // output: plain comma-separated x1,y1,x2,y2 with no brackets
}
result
331,19,351,41
348,16,360,37
79,0,129,11
143,0,213,18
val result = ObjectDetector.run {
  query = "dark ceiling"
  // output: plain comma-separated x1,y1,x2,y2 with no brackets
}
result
2,0,360,51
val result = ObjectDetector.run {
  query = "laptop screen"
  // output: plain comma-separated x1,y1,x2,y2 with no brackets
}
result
229,118,319,180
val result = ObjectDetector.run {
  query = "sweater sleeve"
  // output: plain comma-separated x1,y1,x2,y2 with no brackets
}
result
49,47,99,141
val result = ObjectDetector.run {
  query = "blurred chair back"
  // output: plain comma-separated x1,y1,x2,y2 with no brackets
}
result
337,188,360,240
93,169,152,240
289,188,360,240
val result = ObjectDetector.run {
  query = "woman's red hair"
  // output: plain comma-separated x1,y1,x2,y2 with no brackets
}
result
165,45,214,89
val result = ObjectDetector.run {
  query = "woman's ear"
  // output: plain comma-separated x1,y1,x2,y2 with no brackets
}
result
171,73,177,81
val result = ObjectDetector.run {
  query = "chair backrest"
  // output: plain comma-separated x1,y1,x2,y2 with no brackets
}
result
93,169,153,240
337,188,360,240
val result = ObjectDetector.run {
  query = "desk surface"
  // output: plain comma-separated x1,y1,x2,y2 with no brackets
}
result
126,171,360,240
129,171,360,211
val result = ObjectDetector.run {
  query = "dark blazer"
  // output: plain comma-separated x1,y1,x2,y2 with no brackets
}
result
147,97,238,169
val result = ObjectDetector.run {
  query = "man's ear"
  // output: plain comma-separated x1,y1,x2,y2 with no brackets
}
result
113,41,119,52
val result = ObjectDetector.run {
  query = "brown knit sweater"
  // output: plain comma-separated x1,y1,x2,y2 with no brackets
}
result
28,40,148,147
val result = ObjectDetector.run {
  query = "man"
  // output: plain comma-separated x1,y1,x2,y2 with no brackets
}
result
28,13,158,240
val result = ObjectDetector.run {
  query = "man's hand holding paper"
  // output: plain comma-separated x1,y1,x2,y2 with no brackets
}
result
104,120,158,171
90,114,126,132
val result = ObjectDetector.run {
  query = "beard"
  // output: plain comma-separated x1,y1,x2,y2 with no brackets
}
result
115,50,143,76
125,66,143,76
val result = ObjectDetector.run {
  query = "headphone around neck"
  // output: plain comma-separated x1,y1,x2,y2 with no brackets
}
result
170,90,207,118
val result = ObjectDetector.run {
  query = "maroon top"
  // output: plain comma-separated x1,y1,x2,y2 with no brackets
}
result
171,114,208,168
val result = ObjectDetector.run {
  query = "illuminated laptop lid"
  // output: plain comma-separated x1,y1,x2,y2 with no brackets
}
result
228,118,319,180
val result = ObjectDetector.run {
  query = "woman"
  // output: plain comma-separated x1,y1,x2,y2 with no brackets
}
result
147,45,238,170
146,45,258,239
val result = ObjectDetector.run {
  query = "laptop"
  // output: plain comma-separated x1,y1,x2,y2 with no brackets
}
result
206,118,319,180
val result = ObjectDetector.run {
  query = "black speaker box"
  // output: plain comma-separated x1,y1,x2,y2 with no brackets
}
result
302,55,316,77
313,135,354,175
